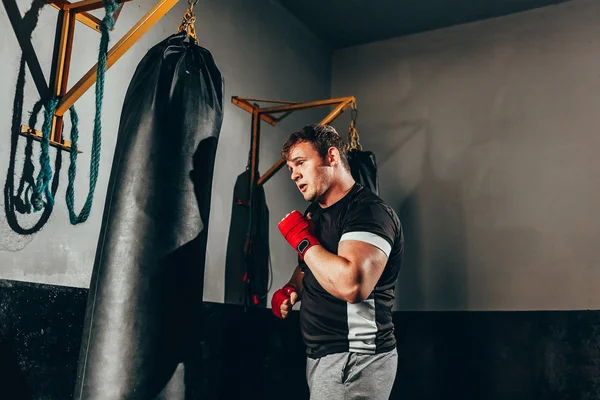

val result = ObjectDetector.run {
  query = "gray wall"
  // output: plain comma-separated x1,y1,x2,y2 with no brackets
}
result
331,0,600,311
0,0,331,304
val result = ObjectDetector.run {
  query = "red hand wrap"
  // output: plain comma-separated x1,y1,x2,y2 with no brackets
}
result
271,284,296,319
278,210,320,260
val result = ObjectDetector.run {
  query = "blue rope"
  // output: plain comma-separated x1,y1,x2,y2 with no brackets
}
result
31,97,59,211
66,0,119,225
30,0,119,224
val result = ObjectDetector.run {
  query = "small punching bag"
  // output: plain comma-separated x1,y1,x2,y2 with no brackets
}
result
224,169,270,307
73,31,223,399
347,150,379,195
346,120,379,195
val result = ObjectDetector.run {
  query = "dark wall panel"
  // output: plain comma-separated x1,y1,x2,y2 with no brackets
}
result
1,279,598,400
0,280,87,400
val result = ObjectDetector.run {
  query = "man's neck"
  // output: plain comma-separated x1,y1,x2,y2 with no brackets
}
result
318,174,356,208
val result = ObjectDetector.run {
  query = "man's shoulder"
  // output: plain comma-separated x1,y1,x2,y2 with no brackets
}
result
341,185,403,253
350,185,395,214
353,184,382,203
346,186,401,231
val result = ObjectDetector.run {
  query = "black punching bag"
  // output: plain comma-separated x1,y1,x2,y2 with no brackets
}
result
224,169,270,307
73,32,223,399
347,149,379,195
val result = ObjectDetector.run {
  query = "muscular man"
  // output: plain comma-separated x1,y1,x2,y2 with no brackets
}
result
272,124,404,400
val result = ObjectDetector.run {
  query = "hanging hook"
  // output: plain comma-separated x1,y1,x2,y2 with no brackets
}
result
178,0,199,44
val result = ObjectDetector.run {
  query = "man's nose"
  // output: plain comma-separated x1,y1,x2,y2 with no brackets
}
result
291,170,301,181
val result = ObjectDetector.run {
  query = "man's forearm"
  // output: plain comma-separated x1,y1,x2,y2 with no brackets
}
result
303,246,357,302
288,265,305,298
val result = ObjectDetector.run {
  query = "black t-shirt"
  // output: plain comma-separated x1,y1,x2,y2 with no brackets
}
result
298,183,403,359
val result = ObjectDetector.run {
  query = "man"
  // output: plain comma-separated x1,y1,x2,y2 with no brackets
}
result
272,124,404,400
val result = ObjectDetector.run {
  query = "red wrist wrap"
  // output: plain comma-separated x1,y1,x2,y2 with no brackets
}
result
271,284,296,319
278,210,320,260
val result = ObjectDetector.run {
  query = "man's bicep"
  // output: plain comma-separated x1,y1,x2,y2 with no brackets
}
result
338,240,388,267
338,240,388,297
338,201,397,298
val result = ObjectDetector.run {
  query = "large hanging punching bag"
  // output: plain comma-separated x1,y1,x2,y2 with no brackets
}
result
73,30,223,400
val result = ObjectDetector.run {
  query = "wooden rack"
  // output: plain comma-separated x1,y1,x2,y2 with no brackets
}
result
19,0,180,152
232,96,357,188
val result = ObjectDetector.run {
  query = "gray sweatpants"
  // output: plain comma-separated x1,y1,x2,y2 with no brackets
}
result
306,348,398,400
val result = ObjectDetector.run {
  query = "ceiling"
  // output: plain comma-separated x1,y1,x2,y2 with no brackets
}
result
276,0,570,50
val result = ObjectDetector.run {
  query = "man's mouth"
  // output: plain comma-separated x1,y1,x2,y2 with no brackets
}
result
298,183,307,192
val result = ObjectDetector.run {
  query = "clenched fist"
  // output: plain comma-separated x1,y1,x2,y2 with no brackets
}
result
271,284,298,319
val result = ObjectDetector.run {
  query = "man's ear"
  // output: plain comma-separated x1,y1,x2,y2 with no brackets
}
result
327,146,340,166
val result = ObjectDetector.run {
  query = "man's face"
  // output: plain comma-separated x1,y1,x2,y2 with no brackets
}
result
286,141,333,203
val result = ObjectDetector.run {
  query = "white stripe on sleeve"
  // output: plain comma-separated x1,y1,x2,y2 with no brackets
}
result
339,231,392,257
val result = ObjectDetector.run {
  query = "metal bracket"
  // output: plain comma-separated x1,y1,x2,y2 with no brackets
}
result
231,96,357,188
19,0,179,152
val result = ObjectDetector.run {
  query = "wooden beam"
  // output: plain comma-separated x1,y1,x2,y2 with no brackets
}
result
55,0,179,116
48,0,103,32
257,97,356,187
231,97,278,126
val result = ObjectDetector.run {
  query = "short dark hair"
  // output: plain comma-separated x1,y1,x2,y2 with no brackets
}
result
281,124,349,171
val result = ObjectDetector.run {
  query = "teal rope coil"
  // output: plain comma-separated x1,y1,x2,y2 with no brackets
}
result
30,0,118,224
31,97,60,211
66,0,118,225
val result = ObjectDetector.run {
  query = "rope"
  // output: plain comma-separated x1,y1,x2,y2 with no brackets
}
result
30,0,118,224
66,0,118,225
30,97,60,210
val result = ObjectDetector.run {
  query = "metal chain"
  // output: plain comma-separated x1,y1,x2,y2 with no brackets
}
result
178,0,199,44
347,121,362,151
347,108,362,151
